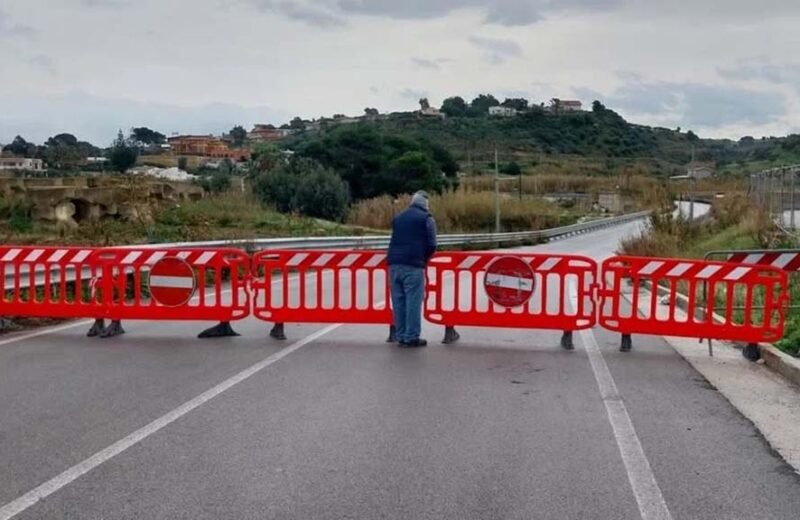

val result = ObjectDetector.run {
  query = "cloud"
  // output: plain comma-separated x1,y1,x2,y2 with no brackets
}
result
718,57,800,88
27,55,57,75
412,58,441,70
468,35,522,64
0,9,36,39
247,0,345,27
400,88,429,101
337,0,619,26
0,91,289,145
604,80,787,128
80,0,131,7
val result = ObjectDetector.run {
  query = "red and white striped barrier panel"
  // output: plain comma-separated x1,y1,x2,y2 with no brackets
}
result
726,251,800,271
0,246,105,319
0,245,250,337
424,252,598,332
96,247,250,322
251,250,392,337
599,256,789,344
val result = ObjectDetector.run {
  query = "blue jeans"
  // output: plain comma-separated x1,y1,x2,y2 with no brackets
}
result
389,264,425,343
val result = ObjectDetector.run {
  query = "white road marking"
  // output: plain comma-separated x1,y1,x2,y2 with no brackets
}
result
0,323,342,520
568,283,673,520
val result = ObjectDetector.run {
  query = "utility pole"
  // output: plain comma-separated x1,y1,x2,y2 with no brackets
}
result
494,146,500,234
791,169,797,229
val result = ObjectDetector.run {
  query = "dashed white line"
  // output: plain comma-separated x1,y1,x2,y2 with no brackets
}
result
569,282,673,520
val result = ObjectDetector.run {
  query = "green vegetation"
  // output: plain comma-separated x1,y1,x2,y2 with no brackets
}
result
288,125,459,199
107,130,139,173
619,197,800,357
253,157,351,222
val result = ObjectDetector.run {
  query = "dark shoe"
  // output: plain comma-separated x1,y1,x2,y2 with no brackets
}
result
401,339,428,348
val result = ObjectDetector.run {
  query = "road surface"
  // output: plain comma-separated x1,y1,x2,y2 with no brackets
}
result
1,220,799,520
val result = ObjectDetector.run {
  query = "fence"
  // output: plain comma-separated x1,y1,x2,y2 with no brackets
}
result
599,255,789,352
1,244,792,360
749,165,800,231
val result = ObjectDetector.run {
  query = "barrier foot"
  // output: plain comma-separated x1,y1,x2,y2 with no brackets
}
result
442,326,461,345
0,318,11,332
386,325,398,343
100,320,125,338
86,319,105,337
560,331,575,351
743,343,760,362
198,322,240,338
269,323,287,341
620,334,632,352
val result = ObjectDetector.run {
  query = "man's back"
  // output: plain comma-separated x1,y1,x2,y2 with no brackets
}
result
388,200,437,268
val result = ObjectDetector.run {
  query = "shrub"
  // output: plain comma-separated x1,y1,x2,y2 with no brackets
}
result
253,157,350,221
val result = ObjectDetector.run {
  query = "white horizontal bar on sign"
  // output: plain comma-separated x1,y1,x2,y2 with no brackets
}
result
149,275,195,289
485,273,534,291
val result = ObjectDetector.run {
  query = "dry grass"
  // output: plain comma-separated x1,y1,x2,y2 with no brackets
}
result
348,187,567,232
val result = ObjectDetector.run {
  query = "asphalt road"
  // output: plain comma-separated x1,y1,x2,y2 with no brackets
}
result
1,220,799,520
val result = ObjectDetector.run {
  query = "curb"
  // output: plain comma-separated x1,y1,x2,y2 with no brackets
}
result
648,283,800,389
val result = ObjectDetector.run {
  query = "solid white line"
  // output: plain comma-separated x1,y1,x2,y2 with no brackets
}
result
0,320,94,348
568,284,673,520
0,322,342,520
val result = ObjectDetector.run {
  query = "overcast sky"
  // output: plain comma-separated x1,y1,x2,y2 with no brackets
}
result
1,0,799,145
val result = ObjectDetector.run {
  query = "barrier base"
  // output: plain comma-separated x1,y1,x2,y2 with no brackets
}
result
198,322,240,338
0,318,12,332
442,326,461,345
269,323,287,341
100,320,125,338
86,319,105,337
560,331,575,350
386,325,398,343
620,334,632,352
743,343,760,362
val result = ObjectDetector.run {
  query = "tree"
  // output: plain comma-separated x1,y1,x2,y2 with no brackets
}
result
440,96,468,117
42,133,86,170
253,157,350,221
501,162,522,176
289,117,306,130
686,130,700,143
382,151,446,195
501,98,528,111
592,100,607,113
2,135,36,157
130,127,166,145
229,125,248,147
419,98,430,110
107,130,139,173
470,94,500,115
364,107,379,116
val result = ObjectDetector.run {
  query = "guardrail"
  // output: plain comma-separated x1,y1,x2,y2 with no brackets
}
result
2,211,650,292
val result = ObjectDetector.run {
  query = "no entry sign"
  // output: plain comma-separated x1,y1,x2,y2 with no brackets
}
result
484,256,535,308
149,257,196,307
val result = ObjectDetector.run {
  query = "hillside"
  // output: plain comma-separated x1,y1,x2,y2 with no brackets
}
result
285,102,800,178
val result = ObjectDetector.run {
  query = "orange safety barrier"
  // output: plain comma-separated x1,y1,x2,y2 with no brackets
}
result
424,252,598,345
96,247,250,323
251,250,392,339
0,245,250,338
0,245,105,319
599,256,790,346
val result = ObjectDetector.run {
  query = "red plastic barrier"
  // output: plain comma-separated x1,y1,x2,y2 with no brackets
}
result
252,250,392,325
96,247,250,322
599,256,789,343
0,245,250,324
424,252,598,331
0,245,105,319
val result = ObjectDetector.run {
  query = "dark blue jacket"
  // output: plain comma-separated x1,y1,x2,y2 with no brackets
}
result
387,203,438,268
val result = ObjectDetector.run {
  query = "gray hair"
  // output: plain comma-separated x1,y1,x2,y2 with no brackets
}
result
411,190,430,210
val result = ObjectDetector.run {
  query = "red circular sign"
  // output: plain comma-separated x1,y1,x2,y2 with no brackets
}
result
484,256,535,308
149,257,196,307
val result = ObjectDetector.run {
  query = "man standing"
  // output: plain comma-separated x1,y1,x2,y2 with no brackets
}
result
387,191,437,348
